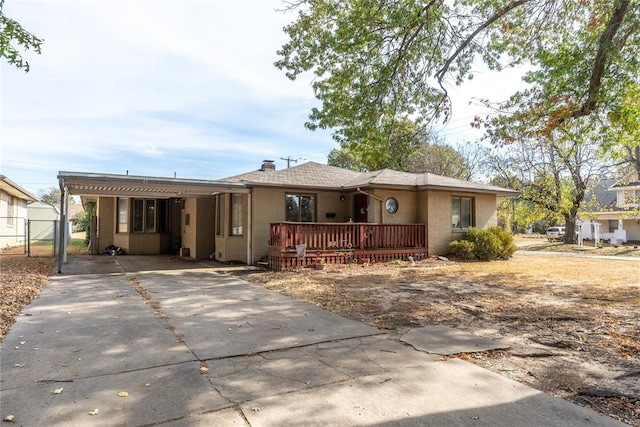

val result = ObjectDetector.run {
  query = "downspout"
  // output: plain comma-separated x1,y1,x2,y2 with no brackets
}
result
56,180,66,274
246,191,252,265
356,187,384,223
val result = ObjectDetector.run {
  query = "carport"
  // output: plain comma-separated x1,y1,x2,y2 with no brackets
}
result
56,171,250,273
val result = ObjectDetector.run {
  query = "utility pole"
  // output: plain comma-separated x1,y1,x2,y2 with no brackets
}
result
280,156,300,168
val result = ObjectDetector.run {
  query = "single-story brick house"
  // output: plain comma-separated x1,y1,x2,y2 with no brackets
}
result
58,161,518,269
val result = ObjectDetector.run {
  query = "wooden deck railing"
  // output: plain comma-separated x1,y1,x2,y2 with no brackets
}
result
269,222,427,250
267,222,428,270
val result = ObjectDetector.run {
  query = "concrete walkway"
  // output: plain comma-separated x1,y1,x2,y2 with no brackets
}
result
0,256,627,426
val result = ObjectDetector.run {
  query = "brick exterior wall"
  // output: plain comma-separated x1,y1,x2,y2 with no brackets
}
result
426,190,498,256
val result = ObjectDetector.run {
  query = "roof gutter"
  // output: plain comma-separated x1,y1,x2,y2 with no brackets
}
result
356,187,384,202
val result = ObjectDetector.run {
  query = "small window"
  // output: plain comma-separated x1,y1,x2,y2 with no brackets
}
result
285,193,316,222
6,195,15,226
145,200,156,233
117,198,128,233
385,197,398,214
608,220,618,233
216,194,225,235
452,196,473,230
231,194,243,235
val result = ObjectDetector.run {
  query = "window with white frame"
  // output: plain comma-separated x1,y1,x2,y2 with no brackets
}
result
231,194,243,236
6,195,15,226
117,198,128,233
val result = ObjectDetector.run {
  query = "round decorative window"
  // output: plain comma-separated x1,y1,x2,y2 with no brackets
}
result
385,197,398,214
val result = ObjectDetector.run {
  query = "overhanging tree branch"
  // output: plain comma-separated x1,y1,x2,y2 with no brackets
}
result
435,0,534,84
569,0,630,119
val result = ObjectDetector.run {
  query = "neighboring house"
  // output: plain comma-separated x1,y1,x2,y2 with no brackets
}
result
0,175,37,249
58,161,518,269
580,171,640,243
27,201,60,241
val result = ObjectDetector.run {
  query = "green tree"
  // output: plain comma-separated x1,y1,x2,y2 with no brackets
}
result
276,1,639,151
405,139,482,180
483,118,613,243
327,118,480,179
0,0,44,72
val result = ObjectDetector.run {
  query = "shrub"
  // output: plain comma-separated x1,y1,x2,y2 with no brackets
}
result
448,240,475,260
490,226,517,258
448,227,517,261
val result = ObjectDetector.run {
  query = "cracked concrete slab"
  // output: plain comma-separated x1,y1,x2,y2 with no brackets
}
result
1,362,229,427
400,325,510,355
2,256,626,426
157,407,247,426
0,273,195,390
241,360,624,427
206,335,440,404
132,269,382,359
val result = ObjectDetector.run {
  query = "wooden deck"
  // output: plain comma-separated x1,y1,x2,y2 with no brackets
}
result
267,222,428,270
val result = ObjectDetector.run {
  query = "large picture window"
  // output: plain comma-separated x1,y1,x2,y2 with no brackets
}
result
452,196,473,230
231,194,243,235
127,198,168,233
285,193,316,222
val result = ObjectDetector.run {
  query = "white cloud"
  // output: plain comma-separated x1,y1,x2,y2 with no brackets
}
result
1,0,525,194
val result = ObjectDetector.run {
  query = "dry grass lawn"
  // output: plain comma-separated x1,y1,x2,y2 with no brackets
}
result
238,253,640,426
1,244,638,425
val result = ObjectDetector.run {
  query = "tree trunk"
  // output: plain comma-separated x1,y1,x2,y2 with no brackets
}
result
563,214,577,244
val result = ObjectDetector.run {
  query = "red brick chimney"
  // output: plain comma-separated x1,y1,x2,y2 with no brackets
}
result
261,160,276,172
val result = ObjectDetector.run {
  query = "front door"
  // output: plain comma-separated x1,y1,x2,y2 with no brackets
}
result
354,194,368,222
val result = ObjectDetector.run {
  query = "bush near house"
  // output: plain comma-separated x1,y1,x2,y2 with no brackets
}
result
449,227,517,260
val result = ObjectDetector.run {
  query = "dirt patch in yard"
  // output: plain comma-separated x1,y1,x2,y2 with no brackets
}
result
235,254,640,426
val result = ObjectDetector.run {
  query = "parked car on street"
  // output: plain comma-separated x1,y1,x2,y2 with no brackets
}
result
546,226,565,241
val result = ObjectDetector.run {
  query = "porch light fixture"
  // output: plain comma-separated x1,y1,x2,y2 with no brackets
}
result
340,194,346,201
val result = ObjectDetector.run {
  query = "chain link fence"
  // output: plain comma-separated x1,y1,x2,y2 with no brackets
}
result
1,217,60,257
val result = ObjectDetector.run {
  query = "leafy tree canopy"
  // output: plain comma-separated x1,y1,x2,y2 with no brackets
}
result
276,0,639,151
0,0,44,72
327,119,479,180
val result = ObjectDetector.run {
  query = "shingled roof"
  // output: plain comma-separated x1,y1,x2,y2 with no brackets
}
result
221,162,518,196
222,162,362,188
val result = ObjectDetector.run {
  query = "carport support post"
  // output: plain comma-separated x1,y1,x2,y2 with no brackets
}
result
57,183,67,274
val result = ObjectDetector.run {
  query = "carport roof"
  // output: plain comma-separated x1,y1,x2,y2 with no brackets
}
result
58,171,248,199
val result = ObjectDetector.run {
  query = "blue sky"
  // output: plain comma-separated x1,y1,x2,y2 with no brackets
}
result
1,0,527,196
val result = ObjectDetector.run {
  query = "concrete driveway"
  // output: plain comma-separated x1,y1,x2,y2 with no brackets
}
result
0,256,626,426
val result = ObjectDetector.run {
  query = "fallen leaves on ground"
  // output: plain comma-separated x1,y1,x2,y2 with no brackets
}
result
234,254,640,426
0,256,55,341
